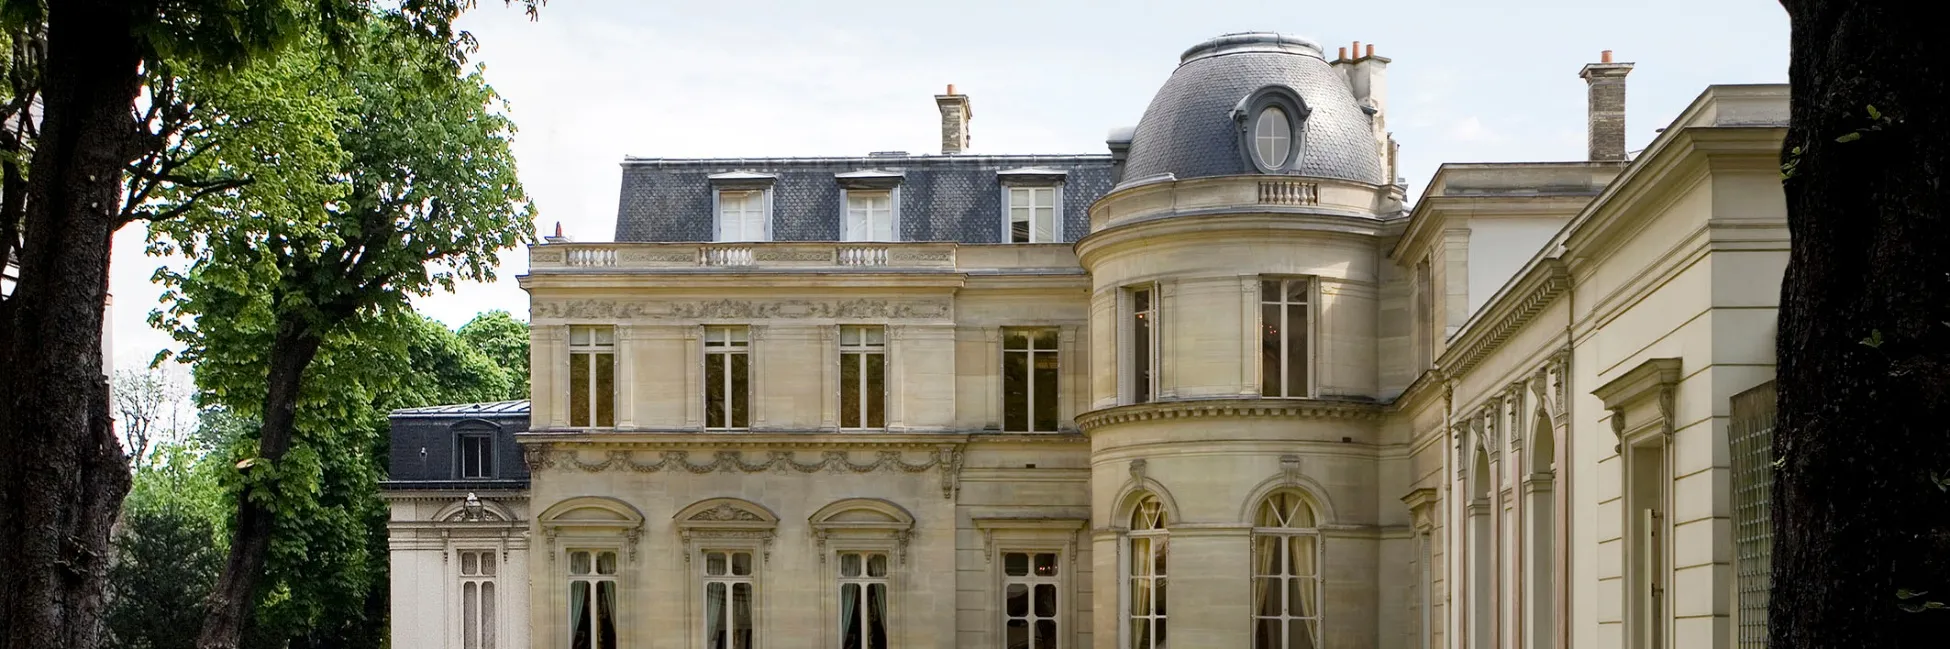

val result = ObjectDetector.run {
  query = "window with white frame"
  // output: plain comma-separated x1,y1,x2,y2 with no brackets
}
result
839,325,886,429
1125,494,1167,649
1004,551,1061,649
1251,491,1321,649
567,549,618,649
845,191,895,242
568,325,615,428
1003,327,1060,433
705,326,751,430
1254,107,1293,170
457,431,494,479
837,551,890,649
1126,286,1158,404
1259,278,1312,398
702,550,757,649
717,190,769,242
1008,186,1057,243
459,550,498,649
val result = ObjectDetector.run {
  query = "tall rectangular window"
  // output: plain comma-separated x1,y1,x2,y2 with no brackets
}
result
1009,187,1057,243
718,190,768,242
1128,286,1157,404
1260,278,1311,398
458,432,494,479
838,551,889,649
568,549,617,649
845,191,895,242
839,325,886,429
569,326,616,428
1003,551,1061,649
1003,327,1061,433
704,326,751,430
460,550,497,649
703,550,756,649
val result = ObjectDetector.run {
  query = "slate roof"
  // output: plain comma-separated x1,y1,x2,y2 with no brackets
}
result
390,400,531,416
384,401,530,486
1123,32,1385,185
614,154,1115,243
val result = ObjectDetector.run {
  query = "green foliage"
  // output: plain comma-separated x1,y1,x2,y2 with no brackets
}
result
105,443,231,649
458,310,530,400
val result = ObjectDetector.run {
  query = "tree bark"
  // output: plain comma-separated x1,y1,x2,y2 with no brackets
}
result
0,0,142,648
1774,1,1950,647
196,315,324,649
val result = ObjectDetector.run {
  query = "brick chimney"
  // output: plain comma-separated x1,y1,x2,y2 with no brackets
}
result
1579,50,1634,161
935,84,972,155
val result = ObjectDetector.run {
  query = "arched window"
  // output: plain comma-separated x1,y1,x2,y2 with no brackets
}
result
1255,107,1293,170
1127,494,1168,649
1252,491,1321,649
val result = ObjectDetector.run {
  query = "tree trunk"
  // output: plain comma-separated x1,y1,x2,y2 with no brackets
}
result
0,1,142,648
1773,1,1950,646
197,315,324,649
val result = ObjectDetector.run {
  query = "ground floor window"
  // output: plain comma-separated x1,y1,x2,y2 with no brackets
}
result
837,551,889,649
1004,551,1061,648
704,550,756,649
567,549,617,649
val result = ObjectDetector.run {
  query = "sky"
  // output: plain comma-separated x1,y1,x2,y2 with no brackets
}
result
103,0,1791,375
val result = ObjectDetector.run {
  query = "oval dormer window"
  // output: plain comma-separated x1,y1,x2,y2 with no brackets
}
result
1254,107,1293,169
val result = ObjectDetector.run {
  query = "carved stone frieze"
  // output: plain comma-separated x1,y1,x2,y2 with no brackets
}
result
690,503,767,522
530,298,953,321
1128,458,1148,486
529,447,966,500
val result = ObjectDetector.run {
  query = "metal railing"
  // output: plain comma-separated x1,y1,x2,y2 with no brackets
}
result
1729,380,1776,649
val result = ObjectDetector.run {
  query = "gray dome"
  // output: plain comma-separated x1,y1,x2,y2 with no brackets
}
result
1122,32,1384,184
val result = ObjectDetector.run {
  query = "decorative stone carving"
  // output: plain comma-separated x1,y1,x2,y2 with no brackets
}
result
754,249,834,262
530,298,952,321
1129,458,1149,486
1279,455,1303,487
533,447,967,500
691,503,767,522
937,445,964,500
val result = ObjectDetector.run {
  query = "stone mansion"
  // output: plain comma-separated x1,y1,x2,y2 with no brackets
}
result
383,32,1787,649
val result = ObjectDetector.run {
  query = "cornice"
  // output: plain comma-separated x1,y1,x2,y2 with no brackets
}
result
1074,211,1387,269
1435,258,1570,377
1074,397,1383,433
515,431,1082,447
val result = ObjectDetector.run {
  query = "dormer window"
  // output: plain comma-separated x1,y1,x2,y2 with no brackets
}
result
709,171,777,242
998,168,1067,243
1255,106,1293,169
835,169,904,242
1234,86,1309,173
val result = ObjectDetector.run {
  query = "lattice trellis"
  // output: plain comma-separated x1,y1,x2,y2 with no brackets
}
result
1729,381,1777,649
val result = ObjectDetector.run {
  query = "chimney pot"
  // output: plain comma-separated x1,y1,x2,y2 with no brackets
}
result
1601,50,1613,64
1580,53,1634,161
946,83,956,95
1366,44,1375,57
554,221,563,238
1338,46,1347,61
1353,41,1362,58
935,87,972,154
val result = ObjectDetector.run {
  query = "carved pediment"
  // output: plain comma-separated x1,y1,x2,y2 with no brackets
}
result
691,503,767,522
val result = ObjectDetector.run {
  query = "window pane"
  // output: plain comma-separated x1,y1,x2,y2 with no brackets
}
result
1132,290,1152,404
1033,207,1054,242
706,582,726,647
866,583,888,649
571,581,591,649
1127,579,1148,616
1262,304,1284,396
1033,350,1060,432
1129,619,1149,649
706,551,727,576
482,552,496,576
731,551,752,576
1011,188,1031,207
1012,210,1031,243
865,326,884,346
1255,617,1280,649
1289,619,1311,649
705,352,726,429
841,552,862,577
1262,280,1281,302
570,551,591,575
482,581,496,649
841,325,861,346
1286,303,1308,396
732,583,754,649
571,326,592,346
464,582,479,649
1033,328,1059,350
1154,542,1168,576
865,353,885,428
1034,583,1057,617
1034,620,1058,649
840,353,861,428
1008,583,1029,616
1035,553,1058,576
462,551,479,576
1003,349,1028,432
593,327,614,346
840,583,861,649
597,551,616,575
594,353,615,427
729,353,749,428
867,553,887,577
597,581,617,649
570,353,590,427
1008,620,1029,649
1129,538,1150,576
1004,552,1029,577
1291,535,1316,578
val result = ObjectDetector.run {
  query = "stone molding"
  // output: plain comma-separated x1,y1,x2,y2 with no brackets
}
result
1074,398,1383,433
1437,260,1569,377
530,298,952,321
675,498,779,564
1593,357,1681,440
523,444,966,500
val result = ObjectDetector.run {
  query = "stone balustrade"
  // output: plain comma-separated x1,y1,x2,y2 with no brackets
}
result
529,242,1002,271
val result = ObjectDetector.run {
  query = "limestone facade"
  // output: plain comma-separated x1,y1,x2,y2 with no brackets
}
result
384,32,1788,649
